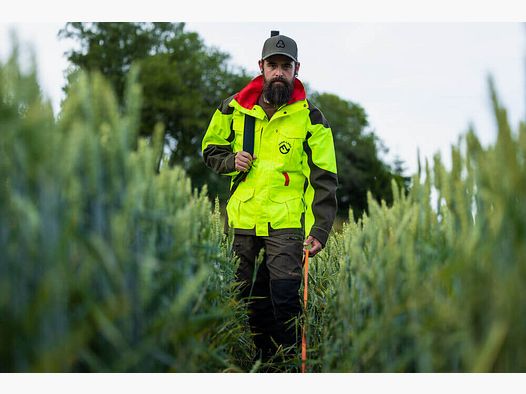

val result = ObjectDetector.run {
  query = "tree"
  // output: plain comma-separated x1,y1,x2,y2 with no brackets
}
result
59,22,251,201
310,92,409,220
59,23,183,102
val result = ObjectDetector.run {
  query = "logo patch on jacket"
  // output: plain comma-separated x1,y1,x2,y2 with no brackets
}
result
279,141,291,154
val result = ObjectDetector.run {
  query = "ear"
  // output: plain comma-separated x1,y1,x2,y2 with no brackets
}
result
258,59,264,73
294,62,301,77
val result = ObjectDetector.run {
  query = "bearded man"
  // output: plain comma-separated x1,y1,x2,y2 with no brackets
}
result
201,31,338,365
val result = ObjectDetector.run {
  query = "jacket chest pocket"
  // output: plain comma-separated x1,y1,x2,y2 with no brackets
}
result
232,114,246,152
233,114,263,154
274,126,305,171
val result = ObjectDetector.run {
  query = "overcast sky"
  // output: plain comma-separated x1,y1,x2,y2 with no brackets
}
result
1,10,525,177
184,22,525,176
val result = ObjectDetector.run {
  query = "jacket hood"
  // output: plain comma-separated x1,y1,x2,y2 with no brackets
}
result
234,75,306,110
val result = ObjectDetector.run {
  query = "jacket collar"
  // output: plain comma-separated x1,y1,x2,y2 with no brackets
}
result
234,75,306,110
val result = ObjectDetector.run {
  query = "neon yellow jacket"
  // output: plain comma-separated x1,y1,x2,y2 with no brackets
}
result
202,76,338,245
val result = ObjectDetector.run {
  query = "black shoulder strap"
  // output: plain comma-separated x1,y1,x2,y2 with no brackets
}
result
242,114,255,155
231,114,256,193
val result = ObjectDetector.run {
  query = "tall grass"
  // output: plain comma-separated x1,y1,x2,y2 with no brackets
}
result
313,78,526,372
0,48,252,372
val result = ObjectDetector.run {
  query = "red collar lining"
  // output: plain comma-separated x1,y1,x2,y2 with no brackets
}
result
234,75,306,110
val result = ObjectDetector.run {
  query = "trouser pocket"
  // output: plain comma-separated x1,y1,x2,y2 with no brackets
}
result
264,233,303,280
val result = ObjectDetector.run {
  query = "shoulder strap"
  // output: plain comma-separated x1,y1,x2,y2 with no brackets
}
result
242,114,255,155
231,114,256,193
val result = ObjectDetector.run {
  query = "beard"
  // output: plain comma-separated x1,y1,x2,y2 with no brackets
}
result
262,77,294,108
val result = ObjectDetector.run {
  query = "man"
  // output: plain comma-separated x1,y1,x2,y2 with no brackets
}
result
202,31,338,362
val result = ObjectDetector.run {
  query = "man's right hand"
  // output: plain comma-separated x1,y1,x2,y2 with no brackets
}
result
235,151,256,172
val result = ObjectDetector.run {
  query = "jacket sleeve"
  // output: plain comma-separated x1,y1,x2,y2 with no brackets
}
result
302,102,338,246
202,96,238,175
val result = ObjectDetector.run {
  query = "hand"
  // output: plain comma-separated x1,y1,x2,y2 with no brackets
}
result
235,151,256,172
303,235,323,257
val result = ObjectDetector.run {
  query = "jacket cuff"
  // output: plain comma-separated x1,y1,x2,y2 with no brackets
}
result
223,153,236,173
309,226,330,247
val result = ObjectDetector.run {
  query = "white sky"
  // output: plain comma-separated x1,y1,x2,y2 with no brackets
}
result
1,3,525,177
184,22,525,176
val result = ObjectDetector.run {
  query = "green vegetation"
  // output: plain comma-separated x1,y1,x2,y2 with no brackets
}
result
0,50,251,372
309,92,409,219
1,41,524,372
315,79,526,371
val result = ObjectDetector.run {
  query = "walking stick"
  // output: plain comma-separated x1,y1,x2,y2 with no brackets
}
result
301,249,310,373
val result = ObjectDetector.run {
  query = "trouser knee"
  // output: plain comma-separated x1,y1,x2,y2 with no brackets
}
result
270,278,302,347
270,279,302,316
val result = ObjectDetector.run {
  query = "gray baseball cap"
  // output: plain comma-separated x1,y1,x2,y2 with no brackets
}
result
261,30,298,62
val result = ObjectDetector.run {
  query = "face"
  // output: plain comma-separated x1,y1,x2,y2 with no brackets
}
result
259,55,299,85
259,55,300,107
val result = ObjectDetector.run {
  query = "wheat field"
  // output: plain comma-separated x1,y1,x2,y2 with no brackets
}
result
1,48,524,372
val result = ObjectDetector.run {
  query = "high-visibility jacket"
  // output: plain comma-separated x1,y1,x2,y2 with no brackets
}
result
202,75,338,246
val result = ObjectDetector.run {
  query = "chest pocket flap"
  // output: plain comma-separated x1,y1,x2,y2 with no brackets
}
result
278,126,306,139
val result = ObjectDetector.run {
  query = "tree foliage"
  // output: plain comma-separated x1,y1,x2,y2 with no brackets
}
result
310,92,410,220
59,22,251,201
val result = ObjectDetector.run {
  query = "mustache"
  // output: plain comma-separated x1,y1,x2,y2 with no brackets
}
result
270,77,287,83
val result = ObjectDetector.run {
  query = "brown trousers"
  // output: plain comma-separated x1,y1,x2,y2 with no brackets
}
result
233,231,304,359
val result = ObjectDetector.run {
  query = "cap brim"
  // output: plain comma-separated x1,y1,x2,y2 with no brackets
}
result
262,51,297,62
